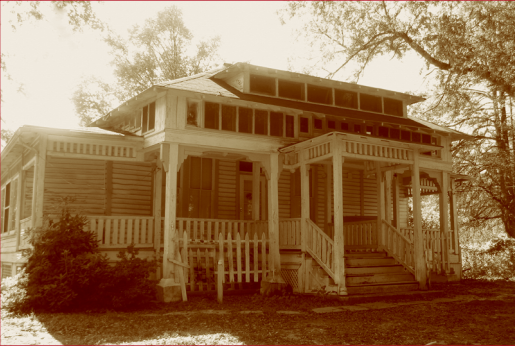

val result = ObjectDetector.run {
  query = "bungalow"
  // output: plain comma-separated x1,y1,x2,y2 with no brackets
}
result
1,62,467,301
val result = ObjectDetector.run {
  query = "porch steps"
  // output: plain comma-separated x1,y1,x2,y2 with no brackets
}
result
344,251,418,295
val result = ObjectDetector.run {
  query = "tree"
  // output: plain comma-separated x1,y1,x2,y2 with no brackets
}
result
281,2,515,238
73,5,221,126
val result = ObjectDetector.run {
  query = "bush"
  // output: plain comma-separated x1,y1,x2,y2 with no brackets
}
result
2,207,157,313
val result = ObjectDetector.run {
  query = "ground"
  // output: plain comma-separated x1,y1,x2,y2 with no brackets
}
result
1,280,515,345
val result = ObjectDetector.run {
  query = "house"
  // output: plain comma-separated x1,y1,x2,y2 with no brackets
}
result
1,62,468,301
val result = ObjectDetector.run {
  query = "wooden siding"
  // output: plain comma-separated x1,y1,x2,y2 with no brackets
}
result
279,171,290,219
363,174,377,216
1,235,17,255
399,184,409,228
22,168,34,219
44,157,106,215
111,162,153,216
217,160,237,220
315,165,326,229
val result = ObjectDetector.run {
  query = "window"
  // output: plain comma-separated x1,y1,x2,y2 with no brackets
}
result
187,100,199,126
255,110,268,135
270,112,283,137
401,130,411,141
353,124,362,134
285,115,295,138
390,128,400,140
184,157,212,218
366,126,374,135
307,84,332,105
314,118,323,130
238,107,253,134
340,122,349,131
378,126,389,138
422,134,432,144
300,117,310,133
239,161,253,172
335,89,358,109
204,102,220,129
221,105,236,131
250,74,275,96
278,79,304,100
327,120,336,130
141,102,156,133
384,98,403,117
360,94,382,113
412,132,421,143
1,184,8,233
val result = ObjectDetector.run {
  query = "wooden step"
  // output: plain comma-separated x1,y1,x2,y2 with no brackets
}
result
346,273,416,286
346,257,398,267
346,265,406,275
346,282,419,295
344,252,388,258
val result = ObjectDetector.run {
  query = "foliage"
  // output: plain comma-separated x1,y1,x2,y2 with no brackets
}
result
462,238,515,281
1,128,15,148
2,207,157,313
281,1,515,239
73,5,221,126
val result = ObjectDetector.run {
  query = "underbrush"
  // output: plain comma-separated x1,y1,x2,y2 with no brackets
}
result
462,238,515,281
1,207,157,314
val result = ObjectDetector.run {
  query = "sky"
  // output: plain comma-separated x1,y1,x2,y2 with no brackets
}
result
1,1,428,144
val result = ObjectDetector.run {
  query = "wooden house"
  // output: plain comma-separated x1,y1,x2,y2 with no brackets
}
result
1,63,468,300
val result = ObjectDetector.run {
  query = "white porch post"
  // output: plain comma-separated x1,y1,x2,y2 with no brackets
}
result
33,135,47,228
450,179,461,255
157,142,182,302
252,162,260,221
267,152,282,278
153,158,163,280
376,163,385,248
332,139,346,295
300,153,310,292
440,171,451,274
412,150,427,289
325,164,333,237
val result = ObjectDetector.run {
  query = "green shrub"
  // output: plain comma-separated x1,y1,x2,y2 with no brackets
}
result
2,207,157,313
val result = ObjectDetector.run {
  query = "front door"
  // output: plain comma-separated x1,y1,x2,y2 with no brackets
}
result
239,176,267,220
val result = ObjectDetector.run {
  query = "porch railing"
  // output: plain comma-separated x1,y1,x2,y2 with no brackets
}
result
279,218,302,249
175,218,268,242
381,220,415,274
343,220,378,251
306,218,335,280
87,216,154,248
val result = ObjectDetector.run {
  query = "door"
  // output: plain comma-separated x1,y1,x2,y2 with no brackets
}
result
239,176,267,220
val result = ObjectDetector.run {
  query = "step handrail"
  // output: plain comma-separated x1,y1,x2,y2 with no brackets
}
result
381,220,415,275
305,219,336,281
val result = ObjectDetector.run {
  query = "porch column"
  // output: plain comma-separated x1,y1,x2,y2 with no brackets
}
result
376,163,385,248
332,139,346,295
153,158,163,279
157,142,182,302
252,162,260,221
450,179,460,255
440,171,451,274
33,135,47,228
267,152,282,279
412,150,427,289
300,153,310,292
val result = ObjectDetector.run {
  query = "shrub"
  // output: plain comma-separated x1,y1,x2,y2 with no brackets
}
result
462,238,515,281
2,207,157,313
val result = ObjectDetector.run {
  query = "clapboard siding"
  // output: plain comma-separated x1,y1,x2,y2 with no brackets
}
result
44,157,106,215
279,171,290,219
315,165,326,229
1,235,17,253
111,162,153,216
399,184,408,228
22,168,34,219
363,175,377,216
217,160,237,219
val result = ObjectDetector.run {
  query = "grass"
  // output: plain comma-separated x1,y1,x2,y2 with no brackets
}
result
2,279,515,345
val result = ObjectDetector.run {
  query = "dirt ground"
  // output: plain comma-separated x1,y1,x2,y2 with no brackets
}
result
2,280,515,345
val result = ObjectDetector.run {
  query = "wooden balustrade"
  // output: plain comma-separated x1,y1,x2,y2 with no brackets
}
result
343,140,410,162
343,220,377,251
87,216,154,248
306,142,331,161
175,218,267,242
381,220,415,274
306,219,335,280
49,138,137,158
279,218,302,249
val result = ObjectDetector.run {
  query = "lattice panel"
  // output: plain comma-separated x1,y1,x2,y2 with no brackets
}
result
281,268,299,290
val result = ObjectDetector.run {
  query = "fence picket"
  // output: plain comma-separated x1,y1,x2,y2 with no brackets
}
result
245,233,250,283
236,232,242,284
261,232,266,278
253,232,258,282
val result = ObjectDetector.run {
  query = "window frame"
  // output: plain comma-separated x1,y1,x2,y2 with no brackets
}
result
141,101,156,134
